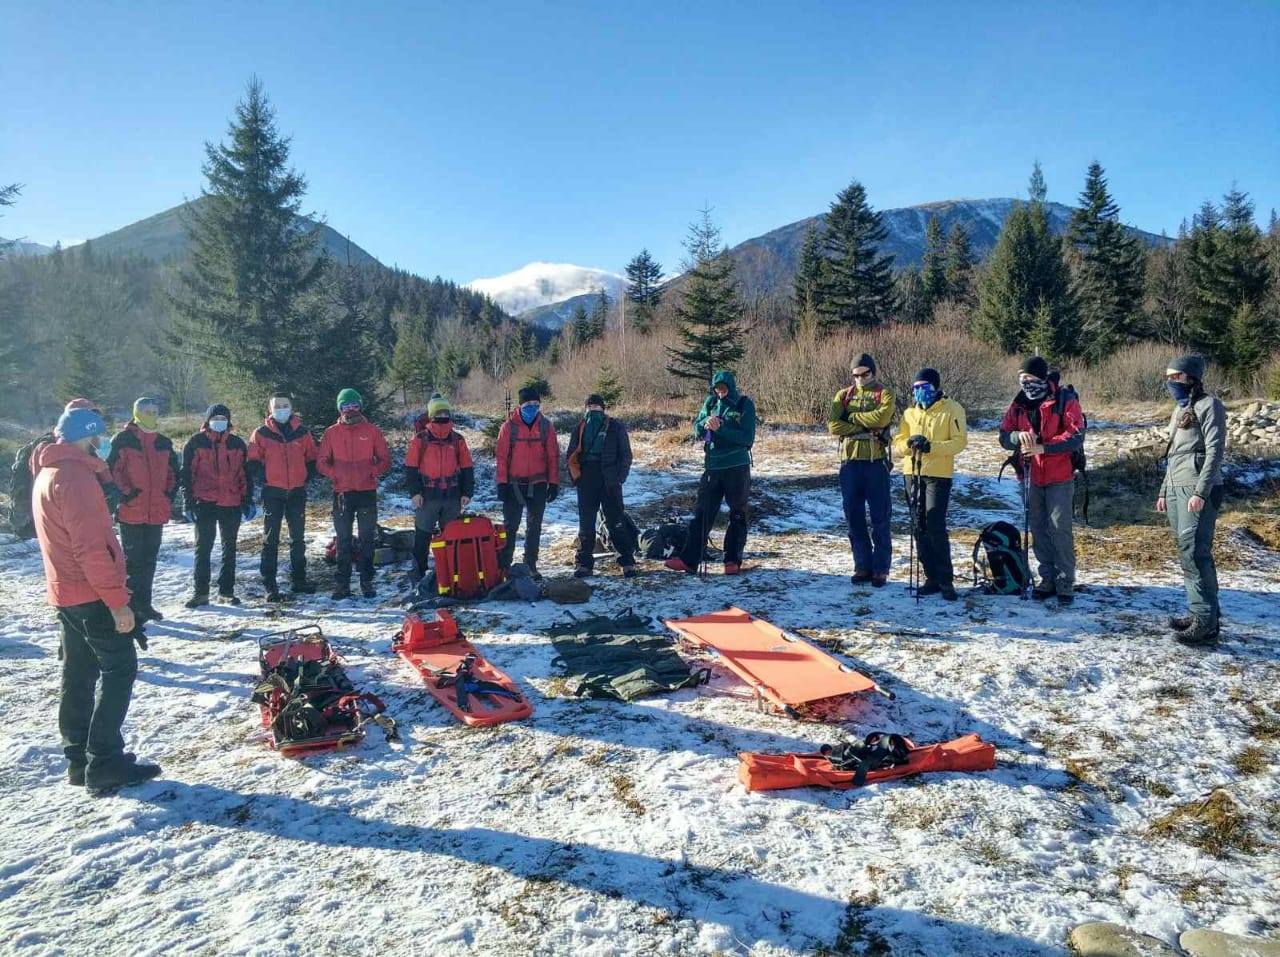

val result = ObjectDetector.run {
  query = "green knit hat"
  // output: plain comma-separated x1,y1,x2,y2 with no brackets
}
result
336,388,363,411
427,393,451,418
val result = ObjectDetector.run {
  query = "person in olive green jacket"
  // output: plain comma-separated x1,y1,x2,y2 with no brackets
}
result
892,368,968,600
827,353,896,586
665,370,757,575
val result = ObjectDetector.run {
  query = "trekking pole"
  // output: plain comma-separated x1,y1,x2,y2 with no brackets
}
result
1020,465,1031,601
910,449,922,604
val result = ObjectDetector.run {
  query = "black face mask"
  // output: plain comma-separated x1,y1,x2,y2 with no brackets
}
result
1020,379,1048,401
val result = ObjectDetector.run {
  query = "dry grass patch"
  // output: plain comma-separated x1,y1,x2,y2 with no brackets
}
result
609,773,646,817
1246,701,1280,742
1147,789,1260,857
1232,745,1269,775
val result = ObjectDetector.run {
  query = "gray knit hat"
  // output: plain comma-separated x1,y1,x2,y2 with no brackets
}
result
1166,354,1206,380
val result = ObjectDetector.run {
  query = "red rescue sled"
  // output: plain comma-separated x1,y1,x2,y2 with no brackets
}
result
738,734,996,792
392,609,533,726
254,625,395,756
664,607,883,715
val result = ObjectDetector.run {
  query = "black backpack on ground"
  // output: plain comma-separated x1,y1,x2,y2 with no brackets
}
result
972,521,1030,596
641,523,687,560
820,732,913,787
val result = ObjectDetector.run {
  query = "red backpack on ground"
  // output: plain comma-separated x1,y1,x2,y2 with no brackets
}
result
430,515,508,599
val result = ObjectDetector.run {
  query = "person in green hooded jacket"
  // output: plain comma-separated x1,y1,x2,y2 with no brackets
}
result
665,370,757,575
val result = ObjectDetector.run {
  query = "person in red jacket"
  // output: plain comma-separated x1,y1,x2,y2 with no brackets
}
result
248,393,318,602
317,388,390,599
107,397,179,623
405,393,475,577
33,407,161,794
495,385,560,578
180,404,254,608
998,356,1086,605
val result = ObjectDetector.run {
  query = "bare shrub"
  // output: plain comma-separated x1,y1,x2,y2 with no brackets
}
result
1063,342,1226,405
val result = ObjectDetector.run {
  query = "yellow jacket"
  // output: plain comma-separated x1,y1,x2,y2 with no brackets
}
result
893,397,967,478
827,383,895,462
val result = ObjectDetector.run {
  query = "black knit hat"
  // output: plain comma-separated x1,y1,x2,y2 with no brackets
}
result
517,386,540,404
1019,355,1049,380
585,393,606,408
851,353,876,374
913,368,941,389
205,403,231,425
1167,354,1206,380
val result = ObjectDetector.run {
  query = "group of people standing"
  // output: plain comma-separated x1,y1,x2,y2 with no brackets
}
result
20,354,1226,793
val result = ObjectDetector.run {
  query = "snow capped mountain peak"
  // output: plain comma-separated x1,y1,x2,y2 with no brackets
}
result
467,262,624,316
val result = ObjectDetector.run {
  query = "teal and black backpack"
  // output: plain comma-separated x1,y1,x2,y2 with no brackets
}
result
972,521,1030,595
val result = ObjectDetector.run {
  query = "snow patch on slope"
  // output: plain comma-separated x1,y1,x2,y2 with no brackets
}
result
468,262,624,316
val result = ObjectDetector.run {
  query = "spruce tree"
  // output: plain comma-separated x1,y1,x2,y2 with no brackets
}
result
894,269,930,324
0,183,19,259
624,249,663,333
976,201,1077,356
60,324,108,403
1029,160,1048,203
1143,237,1193,344
588,287,610,341
943,223,976,306
594,364,623,407
666,207,746,389
792,225,824,335
570,301,592,345
1066,162,1147,361
815,180,896,330
388,325,434,405
174,79,380,417
921,215,948,309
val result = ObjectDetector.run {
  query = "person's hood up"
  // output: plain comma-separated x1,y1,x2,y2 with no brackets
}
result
710,370,738,402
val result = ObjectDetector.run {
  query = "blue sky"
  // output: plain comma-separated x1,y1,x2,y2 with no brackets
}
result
4,1,1278,282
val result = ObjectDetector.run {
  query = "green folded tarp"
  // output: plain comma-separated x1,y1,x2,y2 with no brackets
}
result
549,612,708,702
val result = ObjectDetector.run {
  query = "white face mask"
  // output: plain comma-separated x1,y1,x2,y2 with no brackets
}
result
209,418,229,433
272,407,292,423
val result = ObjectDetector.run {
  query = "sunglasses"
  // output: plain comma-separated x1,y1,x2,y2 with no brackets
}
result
339,402,361,412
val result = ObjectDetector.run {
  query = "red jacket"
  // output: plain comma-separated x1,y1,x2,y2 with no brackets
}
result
317,416,391,493
999,387,1085,487
248,416,318,492
181,428,251,507
495,410,560,485
405,424,475,499
108,423,179,525
32,443,130,609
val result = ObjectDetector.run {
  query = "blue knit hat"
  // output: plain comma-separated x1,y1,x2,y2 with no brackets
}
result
56,408,107,443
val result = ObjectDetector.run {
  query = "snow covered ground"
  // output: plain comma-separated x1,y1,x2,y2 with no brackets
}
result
1,422,1277,956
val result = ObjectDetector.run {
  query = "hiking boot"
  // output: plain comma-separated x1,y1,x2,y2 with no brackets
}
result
1032,582,1056,600
360,579,377,599
664,558,692,574
331,583,352,600
141,606,164,623
69,751,135,787
265,589,284,603
219,592,241,606
917,581,942,597
85,756,161,796
184,593,209,609
291,581,317,595
723,562,741,576
940,584,959,602
1169,614,1193,632
850,571,872,584
621,565,639,578
573,566,592,579
871,574,888,588
1175,617,1220,647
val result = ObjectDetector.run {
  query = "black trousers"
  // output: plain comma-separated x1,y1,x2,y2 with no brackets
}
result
119,522,163,613
57,600,137,767
333,490,377,584
575,463,636,569
501,482,548,567
261,486,308,589
906,475,954,586
194,503,242,597
680,464,751,567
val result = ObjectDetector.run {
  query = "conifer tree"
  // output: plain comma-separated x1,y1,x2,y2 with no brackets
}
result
975,200,1076,356
921,215,948,309
943,223,976,307
1066,162,1147,361
1029,160,1048,203
792,225,824,335
815,180,896,330
588,287,610,341
666,207,746,388
388,325,434,405
0,183,20,259
594,364,623,407
624,249,663,333
570,301,592,345
60,323,108,404
1143,236,1193,344
894,269,930,324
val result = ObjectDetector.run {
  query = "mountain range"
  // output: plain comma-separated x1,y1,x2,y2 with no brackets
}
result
467,262,625,323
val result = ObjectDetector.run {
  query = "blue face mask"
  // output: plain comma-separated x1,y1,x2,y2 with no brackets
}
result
209,418,229,433
519,404,539,426
912,384,938,407
272,407,292,423
1167,380,1193,406
95,435,112,461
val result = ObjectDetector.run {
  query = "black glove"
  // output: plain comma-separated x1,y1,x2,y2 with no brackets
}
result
497,483,512,504
546,483,559,503
133,627,149,651
907,435,931,454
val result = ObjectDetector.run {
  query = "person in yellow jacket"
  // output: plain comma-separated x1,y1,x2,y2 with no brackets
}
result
827,353,896,586
892,368,968,600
